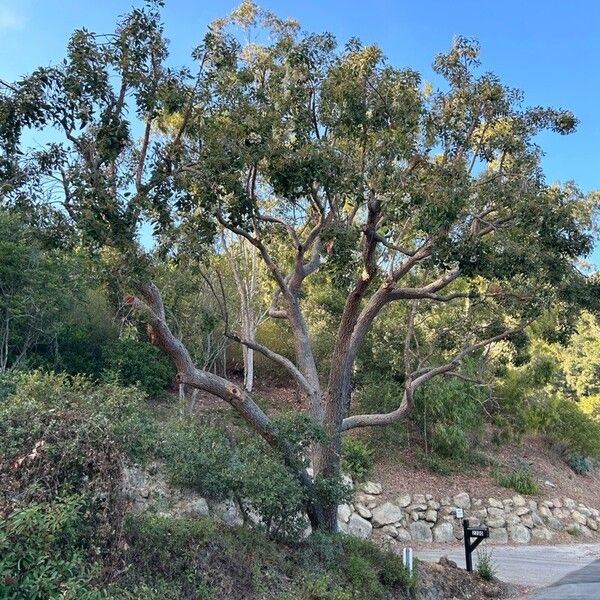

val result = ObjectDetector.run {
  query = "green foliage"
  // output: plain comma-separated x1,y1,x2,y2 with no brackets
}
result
162,417,313,540
161,419,235,499
1,371,157,474
0,495,104,599
523,395,600,458
566,453,593,475
103,338,175,396
119,515,417,600
0,210,96,372
294,532,417,600
494,467,539,495
476,548,497,581
341,437,374,481
354,379,409,454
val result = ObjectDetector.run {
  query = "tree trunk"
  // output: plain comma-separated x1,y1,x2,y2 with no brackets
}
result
242,312,254,392
309,389,346,533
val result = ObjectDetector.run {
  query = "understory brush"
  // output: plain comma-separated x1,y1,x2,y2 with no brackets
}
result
493,467,539,495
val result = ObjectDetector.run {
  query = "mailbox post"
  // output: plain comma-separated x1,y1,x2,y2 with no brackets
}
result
462,519,489,572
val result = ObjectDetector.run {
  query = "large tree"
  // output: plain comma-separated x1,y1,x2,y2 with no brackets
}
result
1,1,596,530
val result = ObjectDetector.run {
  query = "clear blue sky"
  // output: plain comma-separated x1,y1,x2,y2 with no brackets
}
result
1,0,599,255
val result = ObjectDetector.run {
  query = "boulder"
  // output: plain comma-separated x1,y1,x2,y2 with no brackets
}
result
547,517,562,531
425,509,438,523
521,515,534,529
515,506,530,516
382,525,398,538
413,494,427,505
337,504,352,524
213,499,243,526
432,522,455,543
512,495,526,507
531,527,552,541
564,497,576,509
410,520,433,542
489,527,508,544
486,517,506,529
371,502,403,527
531,512,544,527
505,514,520,526
396,528,412,542
362,481,383,495
397,494,412,507
587,518,598,531
488,498,503,509
182,497,210,518
453,492,471,509
572,511,587,525
355,503,372,520
347,514,373,539
509,524,531,544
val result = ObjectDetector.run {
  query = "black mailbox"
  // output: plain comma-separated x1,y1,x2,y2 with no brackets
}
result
463,519,489,571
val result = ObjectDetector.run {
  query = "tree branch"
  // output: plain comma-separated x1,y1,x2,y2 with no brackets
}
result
225,331,315,397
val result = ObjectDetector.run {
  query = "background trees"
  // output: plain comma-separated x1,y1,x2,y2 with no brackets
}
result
1,1,598,532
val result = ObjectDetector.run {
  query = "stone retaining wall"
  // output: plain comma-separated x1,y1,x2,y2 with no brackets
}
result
338,481,600,545
122,465,599,546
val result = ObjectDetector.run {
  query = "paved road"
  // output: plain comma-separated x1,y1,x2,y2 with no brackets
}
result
524,558,600,599
415,543,600,592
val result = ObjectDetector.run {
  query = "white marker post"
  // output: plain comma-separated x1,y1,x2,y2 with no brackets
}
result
402,546,413,575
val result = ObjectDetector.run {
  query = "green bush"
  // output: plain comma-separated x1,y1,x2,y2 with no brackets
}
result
566,453,593,475
430,423,470,459
0,496,104,599
161,417,315,540
103,338,175,396
476,548,497,581
161,419,236,499
413,375,486,459
494,467,539,495
521,393,600,458
341,437,374,481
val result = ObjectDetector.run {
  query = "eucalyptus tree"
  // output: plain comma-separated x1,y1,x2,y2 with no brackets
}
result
1,1,595,530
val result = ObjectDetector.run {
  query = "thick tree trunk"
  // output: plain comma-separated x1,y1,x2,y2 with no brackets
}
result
309,388,347,533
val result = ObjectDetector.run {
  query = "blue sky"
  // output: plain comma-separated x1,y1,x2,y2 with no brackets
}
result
1,0,599,256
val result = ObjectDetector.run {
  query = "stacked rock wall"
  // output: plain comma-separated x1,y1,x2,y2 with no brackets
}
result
338,482,600,545
123,465,599,545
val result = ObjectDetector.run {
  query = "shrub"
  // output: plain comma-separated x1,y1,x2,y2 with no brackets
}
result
103,338,175,396
567,524,582,537
430,423,470,459
341,437,374,481
236,437,309,540
494,467,539,495
523,395,600,459
161,417,317,540
0,495,104,599
413,375,486,462
161,419,236,499
476,548,497,581
566,453,593,475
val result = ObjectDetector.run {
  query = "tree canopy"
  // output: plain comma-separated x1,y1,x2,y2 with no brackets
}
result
1,0,598,531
